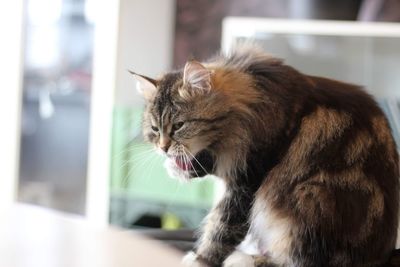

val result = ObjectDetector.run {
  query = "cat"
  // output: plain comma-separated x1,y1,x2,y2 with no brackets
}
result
132,46,400,267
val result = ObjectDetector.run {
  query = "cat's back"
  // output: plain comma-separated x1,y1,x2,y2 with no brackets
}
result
308,75,383,117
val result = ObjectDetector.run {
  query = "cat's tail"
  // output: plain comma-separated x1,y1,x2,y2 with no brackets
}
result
385,249,400,266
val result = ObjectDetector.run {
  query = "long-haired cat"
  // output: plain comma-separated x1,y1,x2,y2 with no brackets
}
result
132,46,400,267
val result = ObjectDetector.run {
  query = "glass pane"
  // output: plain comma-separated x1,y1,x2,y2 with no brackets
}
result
242,33,400,97
18,0,94,215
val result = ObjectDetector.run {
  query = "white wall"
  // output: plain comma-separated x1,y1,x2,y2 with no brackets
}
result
115,0,175,107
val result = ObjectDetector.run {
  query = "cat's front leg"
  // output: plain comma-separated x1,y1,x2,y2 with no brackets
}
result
182,251,209,267
222,250,255,267
183,190,252,267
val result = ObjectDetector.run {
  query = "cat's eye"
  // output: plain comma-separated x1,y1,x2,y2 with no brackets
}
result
151,125,159,132
172,122,184,132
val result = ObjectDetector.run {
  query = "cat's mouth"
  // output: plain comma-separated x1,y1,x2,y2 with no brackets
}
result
173,150,214,177
175,157,192,171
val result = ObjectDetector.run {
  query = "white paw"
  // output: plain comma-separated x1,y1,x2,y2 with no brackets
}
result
223,250,254,267
182,251,208,267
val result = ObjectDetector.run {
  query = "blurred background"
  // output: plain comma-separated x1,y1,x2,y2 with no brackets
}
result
1,0,400,247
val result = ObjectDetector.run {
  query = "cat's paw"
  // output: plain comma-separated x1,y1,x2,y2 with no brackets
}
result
182,251,208,267
223,250,255,267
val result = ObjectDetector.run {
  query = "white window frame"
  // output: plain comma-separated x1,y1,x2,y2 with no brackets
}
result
85,0,121,227
0,1,24,211
222,17,400,54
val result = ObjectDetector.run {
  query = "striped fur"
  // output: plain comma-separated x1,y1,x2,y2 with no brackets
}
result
137,46,399,267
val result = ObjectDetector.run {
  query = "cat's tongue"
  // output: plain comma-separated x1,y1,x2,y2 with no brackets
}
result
175,157,192,171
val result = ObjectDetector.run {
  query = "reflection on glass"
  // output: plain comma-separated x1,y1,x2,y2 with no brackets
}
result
18,0,94,214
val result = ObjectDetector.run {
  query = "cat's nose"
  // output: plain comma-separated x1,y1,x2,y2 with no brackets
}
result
160,144,170,153
159,136,171,153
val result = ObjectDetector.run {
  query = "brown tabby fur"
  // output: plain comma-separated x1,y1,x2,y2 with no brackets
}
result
136,46,400,267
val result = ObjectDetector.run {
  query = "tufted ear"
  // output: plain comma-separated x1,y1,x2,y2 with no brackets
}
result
129,70,158,99
183,60,211,92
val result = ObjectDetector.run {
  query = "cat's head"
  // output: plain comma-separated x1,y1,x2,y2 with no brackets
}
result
132,60,257,180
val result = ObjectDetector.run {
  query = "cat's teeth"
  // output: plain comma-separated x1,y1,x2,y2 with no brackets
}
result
175,157,192,171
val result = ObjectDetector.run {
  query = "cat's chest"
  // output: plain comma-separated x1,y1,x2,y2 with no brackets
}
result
241,200,293,265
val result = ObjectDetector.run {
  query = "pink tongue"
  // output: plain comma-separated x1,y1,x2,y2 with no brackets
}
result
175,158,191,171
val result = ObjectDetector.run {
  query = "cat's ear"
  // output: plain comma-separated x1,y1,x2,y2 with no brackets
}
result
129,70,158,99
183,60,211,92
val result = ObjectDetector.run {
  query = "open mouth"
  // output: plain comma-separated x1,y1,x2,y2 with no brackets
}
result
175,156,192,171
173,150,214,177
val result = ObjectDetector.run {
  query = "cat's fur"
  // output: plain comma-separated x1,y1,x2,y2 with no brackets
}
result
134,46,400,267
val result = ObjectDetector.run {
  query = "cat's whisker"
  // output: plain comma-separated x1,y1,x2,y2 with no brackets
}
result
178,145,188,174
144,153,159,183
130,150,158,169
113,143,153,159
121,148,157,186
128,147,157,159
122,154,155,187
182,150,193,177
127,151,158,189
119,153,154,185
114,147,156,172
182,148,200,178
119,147,156,169
183,147,209,176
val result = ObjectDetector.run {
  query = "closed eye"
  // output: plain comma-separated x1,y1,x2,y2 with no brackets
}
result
172,122,184,132
151,125,159,132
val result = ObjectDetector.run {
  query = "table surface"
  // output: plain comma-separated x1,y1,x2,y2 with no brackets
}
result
0,204,184,267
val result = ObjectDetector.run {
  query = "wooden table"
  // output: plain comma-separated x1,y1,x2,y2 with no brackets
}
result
0,204,184,267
